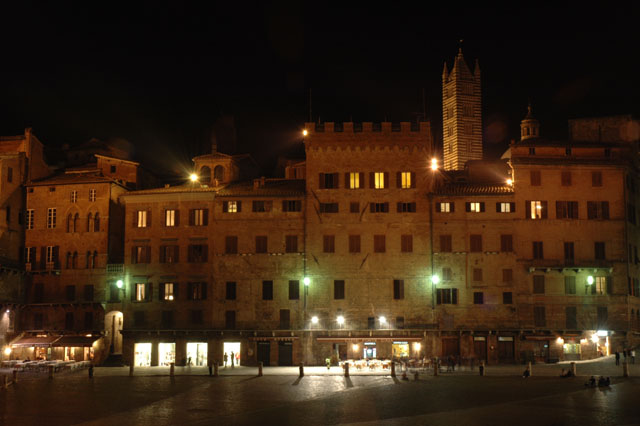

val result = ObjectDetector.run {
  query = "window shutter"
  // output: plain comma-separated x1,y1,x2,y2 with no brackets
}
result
480,202,485,212
370,203,375,213
525,201,531,219
236,201,242,212
203,209,209,226
396,172,402,188
203,245,208,262
53,246,60,265
510,202,516,212
606,277,613,295
397,202,402,213
132,211,138,227
571,202,579,219
145,246,151,263
333,173,339,189
223,201,228,213
384,172,389,188
159,246,166,263
344,173,349,188
465,202,471,212
174,282,179,300
131,284,136,301
359,172,364,189
369,172,375,188
541,201,548,219
146,283,152,301
411,172,416,188
201,282,207,300
159,283,165,300
282,201,287,212
174,246,179,263
147,210,151,226
496,202,501,212
450,202,455,212
435,203,441,213
131,246,137,264
452,288,458,304
602,202,609,219
319,173,325,189
189,210,195,226
400,281,404,299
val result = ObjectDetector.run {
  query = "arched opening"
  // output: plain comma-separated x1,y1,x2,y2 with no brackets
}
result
200,166,211,183
87,213,93,232
67,214,73,233
105,311,124,355
73,213,79,232
94,213,100,232
214,165,225,183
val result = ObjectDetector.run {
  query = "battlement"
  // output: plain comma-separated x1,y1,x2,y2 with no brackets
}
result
304,121,429,134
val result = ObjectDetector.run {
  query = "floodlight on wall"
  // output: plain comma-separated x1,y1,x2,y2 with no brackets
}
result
311,316,319,324
430,158,439,171
379,316,387,325
337,315,345,325
431,275,440,285
116,279,124,289
302,129,308,136
587,276,594,285
303,277,310,286
189,173,198,182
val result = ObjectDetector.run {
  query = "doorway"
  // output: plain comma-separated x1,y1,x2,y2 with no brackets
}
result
278,341,293,366
257,342,270,366
223,341,241,366
186,342,208,366
441,338,460,357
158,343,175,366
473,337,487,360
105,311,123,354
134,343,151,366
363,342,377,359
498,336,515,362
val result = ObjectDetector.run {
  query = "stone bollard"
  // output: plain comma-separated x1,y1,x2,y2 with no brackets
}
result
299,362,304,378
623,361,630,377
479,361,485,376
434,358,439,376
570,362,576,376
12,369,18,383
129,363,134,377
391,361,396,377
258,361,263,377
214,362,219,377
344,362,350,378
208,362,213,376
88,364,94,379
170,362,175,377
48,365,54,379
528,361,532,377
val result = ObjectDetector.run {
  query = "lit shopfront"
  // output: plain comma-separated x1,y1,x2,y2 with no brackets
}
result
158,343,176,366
186,342,208,366
223,342,241,366
134,343,151,366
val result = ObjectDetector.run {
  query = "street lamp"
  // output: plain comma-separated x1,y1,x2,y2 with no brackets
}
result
303,277,310,286
116,279,124,289
189,173,198,182
302,129,308,137
431,275,440,285
311,316,319,325
430,158,438,171
587,276,594,285
337,315,345,326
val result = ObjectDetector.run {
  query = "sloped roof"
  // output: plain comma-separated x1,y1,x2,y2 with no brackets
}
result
435,183,514,196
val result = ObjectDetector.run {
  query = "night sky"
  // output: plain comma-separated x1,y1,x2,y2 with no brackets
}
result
1,3,638,177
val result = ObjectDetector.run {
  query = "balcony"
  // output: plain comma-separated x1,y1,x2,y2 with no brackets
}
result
107,264,124,274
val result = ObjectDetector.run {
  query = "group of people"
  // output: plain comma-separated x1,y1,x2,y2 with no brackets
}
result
614,349,636,365
223,351,239,367
585,376,611,387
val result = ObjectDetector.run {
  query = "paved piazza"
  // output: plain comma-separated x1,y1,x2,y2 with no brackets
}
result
1,357,639,425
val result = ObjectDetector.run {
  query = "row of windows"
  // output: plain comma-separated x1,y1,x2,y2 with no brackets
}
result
31,284,94,303
533,305,608,329
24,247,100,269
66,213,101,232
532,275,612,295
435,201,610,220
319,202,417,214
319,172,416,189
528,170,604,187
31,311,95,331
28,187,98,202
132,282,208,302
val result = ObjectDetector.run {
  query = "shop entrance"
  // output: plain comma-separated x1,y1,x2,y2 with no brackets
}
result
105,311,123,354
532,341,549,363
223,342,241,366
441,338,460,357
186,342,208,366
363,342,377,359
563,341,581,361
134,343,151,366
278,341,293,366
473,337,487,360
158,343,176,366
498,336,515,362
257,342,270,366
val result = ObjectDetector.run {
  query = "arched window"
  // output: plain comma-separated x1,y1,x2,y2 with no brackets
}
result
94,213,100,232
214,165,225,182
66,252,72,268
92,251,98,268
72,251,78,269
74,213,79,232
87,213,93,232
67,214,73,233
86,251,92,269
200,166,211,183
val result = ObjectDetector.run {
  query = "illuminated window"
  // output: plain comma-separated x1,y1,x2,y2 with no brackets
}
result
467,202,483,213
26,209,34,230
528,201,547,219
137,210,147,227
89,189,96,202
165,209,176,226
163,283,174,301
193,209,205,226
223,201,240,213
499,202,515,213
437,202,453,213
47,208,56,229
70,190,77,203
400,172,411,189
374,172,386,189
349,172,361,189
135,283,146,301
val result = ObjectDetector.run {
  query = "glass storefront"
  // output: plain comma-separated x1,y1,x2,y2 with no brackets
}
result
134,343,151,366
392,341,409,358
223,342,241,366
363,342,376,359
186,342,208,366
158,343,176,366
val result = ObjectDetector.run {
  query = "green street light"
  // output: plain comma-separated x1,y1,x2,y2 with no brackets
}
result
116,279,124,289
431,275,440,285
587,276,594,285
303,277,311,286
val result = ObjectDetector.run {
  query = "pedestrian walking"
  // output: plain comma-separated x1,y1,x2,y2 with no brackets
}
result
615,351,620,366
230,351,235,368
223,352,228,367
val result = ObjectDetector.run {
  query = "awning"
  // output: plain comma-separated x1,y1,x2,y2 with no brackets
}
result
11,336,60,347
53,336,99,347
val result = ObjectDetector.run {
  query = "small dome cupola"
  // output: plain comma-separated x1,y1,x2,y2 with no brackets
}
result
520,103,540,141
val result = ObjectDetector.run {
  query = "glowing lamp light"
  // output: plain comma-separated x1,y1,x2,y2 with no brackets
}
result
303,277,311,286
506,178,513,185
116,279,124,289
556,337,564,345
311,316,319,324
379,316,387,324
414,342,422,352
430,158,439,171
587,276,594,285
431,275,440,285
336,315,345,325
3,347,11,356
352,344,359,352
302,129,308,136
580,338,588,344
591,334,600,344
189,173,198,182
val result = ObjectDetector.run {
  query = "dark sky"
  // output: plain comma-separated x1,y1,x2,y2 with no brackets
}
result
1,3,639,176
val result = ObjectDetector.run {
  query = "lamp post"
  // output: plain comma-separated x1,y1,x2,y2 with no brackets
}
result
111,279,125,354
